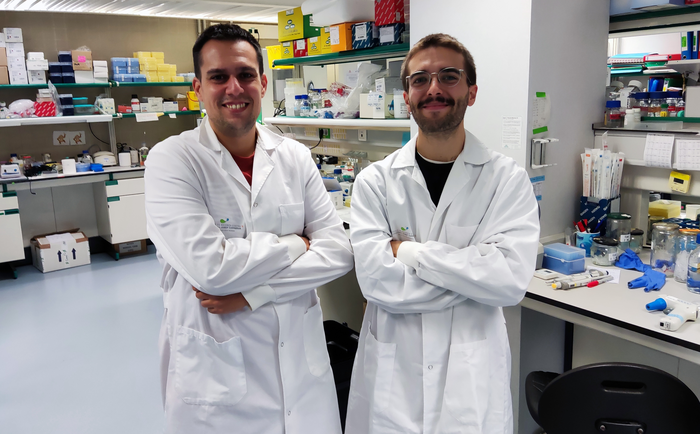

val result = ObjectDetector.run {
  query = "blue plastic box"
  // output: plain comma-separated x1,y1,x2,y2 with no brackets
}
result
132,74,147,82
111,57,129,67
49,73,63,83
542,254,586,275
58,51,72,62
543,243,585,261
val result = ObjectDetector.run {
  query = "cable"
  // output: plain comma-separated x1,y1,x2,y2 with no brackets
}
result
275,125,285,134
89,123,110,146
308,129,323,150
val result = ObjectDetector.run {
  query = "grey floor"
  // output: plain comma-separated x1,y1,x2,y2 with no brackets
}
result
0,247,164,434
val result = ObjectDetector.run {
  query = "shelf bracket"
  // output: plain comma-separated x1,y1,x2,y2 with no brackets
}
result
530,138,559,170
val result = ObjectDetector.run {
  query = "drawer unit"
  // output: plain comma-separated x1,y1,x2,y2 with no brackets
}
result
0,192,24,263
94,177,148,245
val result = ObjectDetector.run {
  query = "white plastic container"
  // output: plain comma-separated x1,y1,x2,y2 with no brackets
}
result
301,0,374,27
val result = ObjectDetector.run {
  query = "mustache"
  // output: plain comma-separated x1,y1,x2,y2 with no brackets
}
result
417,96,455,109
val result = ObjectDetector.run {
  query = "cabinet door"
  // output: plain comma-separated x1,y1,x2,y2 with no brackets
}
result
107,194,148,244
105,178,145,197
0,213,25,263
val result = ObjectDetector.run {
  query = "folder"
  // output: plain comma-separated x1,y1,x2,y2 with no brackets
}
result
682,32,692,60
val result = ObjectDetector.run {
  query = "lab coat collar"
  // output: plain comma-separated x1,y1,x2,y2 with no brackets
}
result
197,116,284,152
391,129,492,169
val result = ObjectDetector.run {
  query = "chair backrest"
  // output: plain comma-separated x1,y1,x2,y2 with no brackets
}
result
538,362,700,434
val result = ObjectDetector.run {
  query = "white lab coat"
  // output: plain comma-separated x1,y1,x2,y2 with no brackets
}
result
145,118,354,434
345,130,540,434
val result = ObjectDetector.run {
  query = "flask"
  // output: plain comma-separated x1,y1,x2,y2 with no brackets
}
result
131,94,140,113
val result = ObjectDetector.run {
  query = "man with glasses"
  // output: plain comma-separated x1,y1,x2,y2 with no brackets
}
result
345,34,540,434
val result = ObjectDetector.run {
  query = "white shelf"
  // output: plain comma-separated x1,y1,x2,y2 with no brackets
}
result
264,117,411,131
0,115,113,128
666,59,700,76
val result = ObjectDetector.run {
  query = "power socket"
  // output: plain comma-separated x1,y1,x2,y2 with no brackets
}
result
358,129,367,141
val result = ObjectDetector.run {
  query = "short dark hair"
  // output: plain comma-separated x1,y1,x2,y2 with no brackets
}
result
401,33,477,92
193,24,264,79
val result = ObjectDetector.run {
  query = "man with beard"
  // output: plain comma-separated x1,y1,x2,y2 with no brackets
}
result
344,34,540,434
145,24,353,433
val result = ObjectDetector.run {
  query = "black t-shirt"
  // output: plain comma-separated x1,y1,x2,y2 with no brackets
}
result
415,150,455,206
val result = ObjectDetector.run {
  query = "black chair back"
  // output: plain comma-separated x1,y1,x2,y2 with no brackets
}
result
528,362,700,434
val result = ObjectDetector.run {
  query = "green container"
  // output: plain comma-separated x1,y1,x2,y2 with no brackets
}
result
304,15,322,39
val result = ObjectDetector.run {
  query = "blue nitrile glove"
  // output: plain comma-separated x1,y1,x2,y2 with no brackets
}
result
616,249,651,273
627,269,666,292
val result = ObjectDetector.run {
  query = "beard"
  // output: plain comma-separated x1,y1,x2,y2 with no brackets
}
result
209,103,257,139
409,94,469,135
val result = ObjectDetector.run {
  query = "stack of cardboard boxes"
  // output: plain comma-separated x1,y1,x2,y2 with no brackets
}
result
26,52,49,84
1,28,29,85
132,51,182,83
274,7,329,63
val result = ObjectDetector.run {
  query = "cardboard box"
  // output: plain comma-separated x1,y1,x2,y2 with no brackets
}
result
280,41,294,59
163,101,178,112
26,52,44,60
34,100,55,116
293,39,308,57
71,50,93,71
278,7,304,42
9,69,28,85
93,60,108,68
6,42,24,58
112,240,147,258
320,27,332,54
31,230,91,273
0,66,8,85
177,96,187,111
26,59,49,71
74,70,94,83
3,28,22,42
375,0,405,26
307,37,323,56
352,22,378,50
330,22,357,53
28,70,46,85
148,96,164,112
0,48,6,66
303,15,322,38
8,56,25,70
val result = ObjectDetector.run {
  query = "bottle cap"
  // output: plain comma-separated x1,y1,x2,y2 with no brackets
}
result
606,100,621,108
646,298,667,312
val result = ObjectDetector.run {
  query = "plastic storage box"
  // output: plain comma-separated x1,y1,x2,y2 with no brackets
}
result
542,243,586,275
648,200,681,219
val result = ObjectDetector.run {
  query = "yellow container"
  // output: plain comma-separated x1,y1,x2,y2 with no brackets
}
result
169,64,177,75
320,27,333,54
158,75,172,82
145,73,159,82
157,63,171,72
151,52,165,60
280,41,294,59
266,45,294,70
172,75,185,82
141,64,158,72
307,37,322,56
134,51,151,58
278,7,304,42
187,91,200,110
648,200,682,218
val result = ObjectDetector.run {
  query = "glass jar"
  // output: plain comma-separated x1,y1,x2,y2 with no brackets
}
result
659,103,669,117
294,95,310,117
309,90,322,110
629,228,644,254
591,237,620,266
647,215,664,245
606,213,632,250
648,95,663,117
667,98,677,117
605,100,622,127
636,92,649,117
675,229,700,283
650,222,679,276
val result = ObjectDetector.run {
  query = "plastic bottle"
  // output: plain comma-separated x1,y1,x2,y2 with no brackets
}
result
9,153,19,164
333,168,343,182
667,98,677,117
131,94,140,113
687,234,700,294
81,150,93,164
295,95,311,118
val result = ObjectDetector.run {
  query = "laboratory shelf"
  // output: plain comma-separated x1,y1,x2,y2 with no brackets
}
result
0,166,145,189
609,69,681,76
114,110,201,118
0,82,110,89
0,114,113,127
264,116,411,131
641,117,700,123
109,81,192,87
272,43,410,67
609,7,700,34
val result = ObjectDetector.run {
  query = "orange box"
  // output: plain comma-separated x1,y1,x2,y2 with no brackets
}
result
329,22,358,53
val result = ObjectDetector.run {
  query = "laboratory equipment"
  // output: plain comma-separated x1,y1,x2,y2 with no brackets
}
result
604,100,621,127
687,233,700,294
646,295,700,332
630,228,644,254
591,237,619,266
606,213,632,250
575,231,600,257
93,151,117,166
675,229,699,283
650,222,679,276
542,243,585,275
0,164,21,178
295,95,310,117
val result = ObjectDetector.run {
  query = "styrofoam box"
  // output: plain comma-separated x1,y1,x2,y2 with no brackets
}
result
31,231,91,273
26,52,44,60
26,59,48,71
3,28,22,42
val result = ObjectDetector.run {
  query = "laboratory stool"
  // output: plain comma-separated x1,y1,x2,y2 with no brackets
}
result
324,320,359,432
525,362,700,434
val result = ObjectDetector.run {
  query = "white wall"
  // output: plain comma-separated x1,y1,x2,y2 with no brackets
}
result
617,32,680,55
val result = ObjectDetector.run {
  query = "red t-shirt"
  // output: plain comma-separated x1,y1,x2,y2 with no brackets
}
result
232,153,254,186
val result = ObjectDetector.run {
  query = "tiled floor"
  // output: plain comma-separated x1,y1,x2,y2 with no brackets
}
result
0,247,164,433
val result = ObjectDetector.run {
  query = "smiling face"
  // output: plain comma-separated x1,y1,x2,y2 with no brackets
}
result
403,46,477,136
193,39,267,140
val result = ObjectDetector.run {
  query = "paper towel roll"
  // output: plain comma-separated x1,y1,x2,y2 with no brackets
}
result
119,152,131,167
62,158,76,174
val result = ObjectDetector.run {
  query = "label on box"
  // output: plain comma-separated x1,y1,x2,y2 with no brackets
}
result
375,77,385,93
118,241,143,253
356,24,368,41
286,9,294,15
297,39,305,49
309,36,318,43
331,26,340,45
380,27,395,44
3,28,22,42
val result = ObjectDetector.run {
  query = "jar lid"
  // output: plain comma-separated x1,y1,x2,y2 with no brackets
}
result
680,228,700,234
607,213,631,220
631,228,644,235
593,236,619,246
652,222,680,231
606,100,621,108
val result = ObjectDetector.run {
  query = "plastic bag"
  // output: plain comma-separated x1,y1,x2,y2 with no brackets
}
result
8,99,35,118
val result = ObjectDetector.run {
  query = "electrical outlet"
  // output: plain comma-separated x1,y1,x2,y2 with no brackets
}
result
319,128,331,139
358,129,367,141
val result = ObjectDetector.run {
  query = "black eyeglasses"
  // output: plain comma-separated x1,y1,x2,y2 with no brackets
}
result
406,67,470,89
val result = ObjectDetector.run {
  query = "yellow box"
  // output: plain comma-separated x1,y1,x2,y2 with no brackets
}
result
141,64,158,72
330,22,356,53
648,200,681,218
134,51,151,58
172,75,185,82
169,64,177,74
280,41,294,59
307,37,322,56
278,7,304,42
266,45,294,70
320,27,333,54
158,75,172,82
157,63,171,72
151,52,165,59
187,91,200,110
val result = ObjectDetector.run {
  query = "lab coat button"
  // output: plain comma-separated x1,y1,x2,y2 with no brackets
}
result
253,202,259,207
287,411,292,416
280,342,284,347
428,365,433,370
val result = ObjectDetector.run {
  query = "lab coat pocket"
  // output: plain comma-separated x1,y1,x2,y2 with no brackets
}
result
175,326,247,406
279,202,305,236
363,325,397,415
443,339,490,427
446,224,478,248
303,300,331,377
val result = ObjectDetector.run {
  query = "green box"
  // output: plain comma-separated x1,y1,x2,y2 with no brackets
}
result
304,15,322,39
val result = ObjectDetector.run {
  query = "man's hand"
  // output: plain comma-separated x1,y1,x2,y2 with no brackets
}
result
391,240,402,258
301,235,310,251
193,286,250,314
